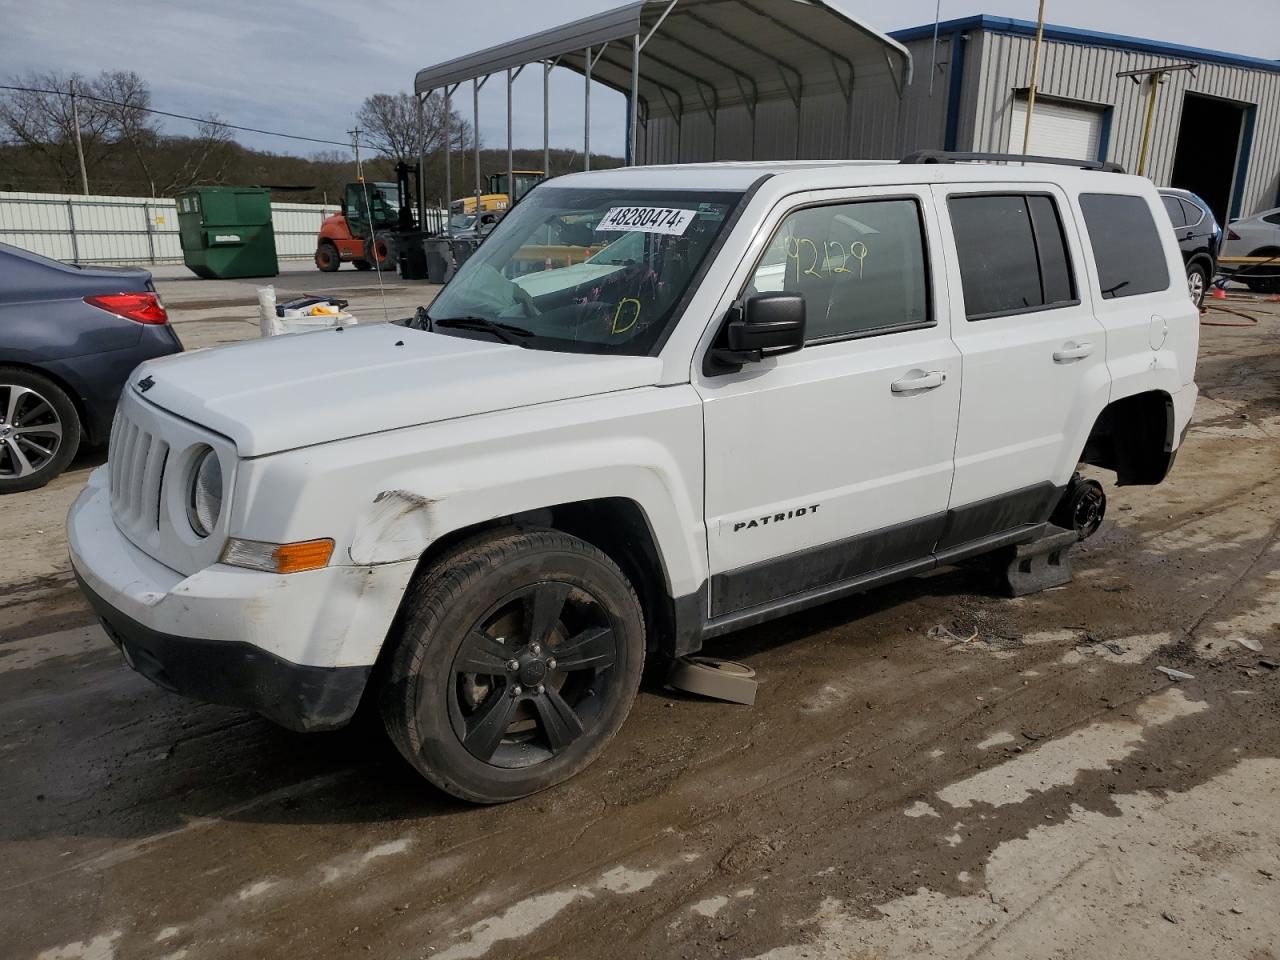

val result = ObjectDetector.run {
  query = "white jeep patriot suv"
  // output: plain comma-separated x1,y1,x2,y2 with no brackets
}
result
69,154,1198,802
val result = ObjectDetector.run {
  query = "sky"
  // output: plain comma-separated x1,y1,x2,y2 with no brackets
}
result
2,0,1277,162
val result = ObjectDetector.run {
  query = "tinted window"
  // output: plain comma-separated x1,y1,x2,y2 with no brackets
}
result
1079,193,1170,299
1179,199,1204,226
1161,195,1187,227
1028,195,1074,305
747,198,930,341
1263,211,1280,226
948,194,1078,320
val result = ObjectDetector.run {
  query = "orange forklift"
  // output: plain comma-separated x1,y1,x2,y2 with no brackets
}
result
314,162,437,272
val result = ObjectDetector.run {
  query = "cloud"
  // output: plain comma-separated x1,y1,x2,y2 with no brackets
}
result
3,0,1274,162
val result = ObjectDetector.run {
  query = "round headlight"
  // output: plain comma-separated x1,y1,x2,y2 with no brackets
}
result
187,447,223,537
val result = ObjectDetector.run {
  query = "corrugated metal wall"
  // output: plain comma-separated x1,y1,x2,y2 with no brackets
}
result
638,25,1279,221
0,191,336,264
636,35,951,163
966,32,1280,216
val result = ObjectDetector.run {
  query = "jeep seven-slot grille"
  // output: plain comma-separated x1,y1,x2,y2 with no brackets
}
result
108,410,169,531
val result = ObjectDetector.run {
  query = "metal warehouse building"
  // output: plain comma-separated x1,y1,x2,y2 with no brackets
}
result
418,4,1276,227
636,14,1280,225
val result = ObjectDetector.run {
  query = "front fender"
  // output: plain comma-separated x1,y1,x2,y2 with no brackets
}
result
231,386,708,600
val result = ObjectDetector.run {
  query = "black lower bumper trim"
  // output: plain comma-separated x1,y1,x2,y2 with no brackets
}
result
75,571,371,732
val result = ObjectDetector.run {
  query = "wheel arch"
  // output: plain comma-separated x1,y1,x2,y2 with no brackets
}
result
386,497,684,661
0,360,92,443
1079,388,1177,486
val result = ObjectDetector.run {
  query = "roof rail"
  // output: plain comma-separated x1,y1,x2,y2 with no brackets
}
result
900,150,1126,174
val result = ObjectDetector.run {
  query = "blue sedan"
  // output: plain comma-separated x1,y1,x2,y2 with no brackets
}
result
0,242,183,492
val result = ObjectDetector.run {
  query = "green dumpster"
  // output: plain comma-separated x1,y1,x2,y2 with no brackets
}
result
175,186,279,279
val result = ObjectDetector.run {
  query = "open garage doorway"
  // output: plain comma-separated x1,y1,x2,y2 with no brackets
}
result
1171,93,1249,226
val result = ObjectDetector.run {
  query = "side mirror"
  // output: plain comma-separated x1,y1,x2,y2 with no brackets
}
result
707,292,806,374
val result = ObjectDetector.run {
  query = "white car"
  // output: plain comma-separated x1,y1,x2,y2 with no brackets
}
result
69,155,1198,803
1222,206,1280,292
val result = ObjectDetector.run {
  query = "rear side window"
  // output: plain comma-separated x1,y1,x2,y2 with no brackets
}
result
1161,195,1187,227
1179,199,1204,226
1079,193,1170,299
947,194,1078,320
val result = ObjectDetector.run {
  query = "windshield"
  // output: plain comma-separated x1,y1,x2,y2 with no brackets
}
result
426,187,741,355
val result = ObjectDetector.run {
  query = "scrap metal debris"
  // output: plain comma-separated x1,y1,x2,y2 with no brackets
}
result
1156,666,1196,681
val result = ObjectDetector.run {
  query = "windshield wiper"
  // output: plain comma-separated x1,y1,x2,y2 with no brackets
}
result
431,316,533,347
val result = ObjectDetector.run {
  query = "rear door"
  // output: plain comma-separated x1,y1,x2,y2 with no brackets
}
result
697,186,961,619
931,185,1111,550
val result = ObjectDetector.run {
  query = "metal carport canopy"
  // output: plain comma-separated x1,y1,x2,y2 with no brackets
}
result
414,0,913,158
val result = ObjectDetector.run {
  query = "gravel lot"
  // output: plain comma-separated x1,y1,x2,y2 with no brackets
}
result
3,281,1279,960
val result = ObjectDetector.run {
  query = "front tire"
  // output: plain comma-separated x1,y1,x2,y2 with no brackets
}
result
1186,261,1209,308
367,232,396,272
0,368,81,494
381,530,645,803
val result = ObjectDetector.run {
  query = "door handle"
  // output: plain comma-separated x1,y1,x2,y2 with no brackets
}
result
890,370,946,393
1053,341,1094,363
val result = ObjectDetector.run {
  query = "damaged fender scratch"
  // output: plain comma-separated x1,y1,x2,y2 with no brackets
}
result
348,490,438,565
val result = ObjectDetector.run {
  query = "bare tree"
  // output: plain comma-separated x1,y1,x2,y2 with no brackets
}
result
355,91,470,162
160,116,234,193
94,71,161,195
0,71,118,190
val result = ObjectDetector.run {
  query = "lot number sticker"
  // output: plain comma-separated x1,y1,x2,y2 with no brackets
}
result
597,206,695,235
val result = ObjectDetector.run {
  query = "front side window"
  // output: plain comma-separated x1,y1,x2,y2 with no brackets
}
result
947,193,1078,320
1079,193,1170,299
746,198,930,341
427,188,740,355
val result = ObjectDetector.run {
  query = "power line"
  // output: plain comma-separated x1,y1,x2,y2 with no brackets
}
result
0,83,368,149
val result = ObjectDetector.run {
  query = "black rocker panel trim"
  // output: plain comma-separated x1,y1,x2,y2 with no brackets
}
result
935,482,1061,551
710,512,946,619
703,482,1065,626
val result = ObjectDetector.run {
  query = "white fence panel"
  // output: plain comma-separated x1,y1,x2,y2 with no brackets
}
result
0,191,333,265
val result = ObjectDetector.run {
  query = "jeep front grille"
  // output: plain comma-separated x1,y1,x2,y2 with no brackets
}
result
108,410,169,531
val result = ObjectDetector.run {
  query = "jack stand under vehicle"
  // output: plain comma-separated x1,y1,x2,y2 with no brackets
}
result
998,526,1079,598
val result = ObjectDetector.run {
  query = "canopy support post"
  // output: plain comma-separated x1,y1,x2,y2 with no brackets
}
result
443,85,452,234
473,77,482,220
629,33,640,165
584,46,592,171
416,92,426,230
506,67,514,210
543,60,551,177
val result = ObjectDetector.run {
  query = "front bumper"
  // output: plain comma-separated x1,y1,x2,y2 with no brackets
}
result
67,468,414,731
76,572,369,731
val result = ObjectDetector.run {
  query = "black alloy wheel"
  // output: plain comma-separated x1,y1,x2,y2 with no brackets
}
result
382,529,645,803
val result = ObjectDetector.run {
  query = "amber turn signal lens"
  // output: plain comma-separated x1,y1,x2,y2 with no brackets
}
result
221,537,335,574
272,539,335,574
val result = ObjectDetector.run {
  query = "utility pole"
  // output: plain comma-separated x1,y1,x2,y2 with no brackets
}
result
1020,0,1046,155
69,77,89,195
349,128,363,180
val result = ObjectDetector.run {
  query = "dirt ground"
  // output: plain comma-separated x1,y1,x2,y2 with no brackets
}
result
2,285,1279,960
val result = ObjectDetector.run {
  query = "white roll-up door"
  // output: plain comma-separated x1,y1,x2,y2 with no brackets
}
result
1008,97,1104,161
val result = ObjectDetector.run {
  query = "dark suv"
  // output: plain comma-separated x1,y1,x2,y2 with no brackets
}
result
1159,188,1221,308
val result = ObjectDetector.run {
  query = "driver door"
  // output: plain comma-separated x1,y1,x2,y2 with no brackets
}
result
696,187,961,620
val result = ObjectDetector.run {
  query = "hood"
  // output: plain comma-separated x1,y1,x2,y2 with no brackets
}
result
132,322,663,457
